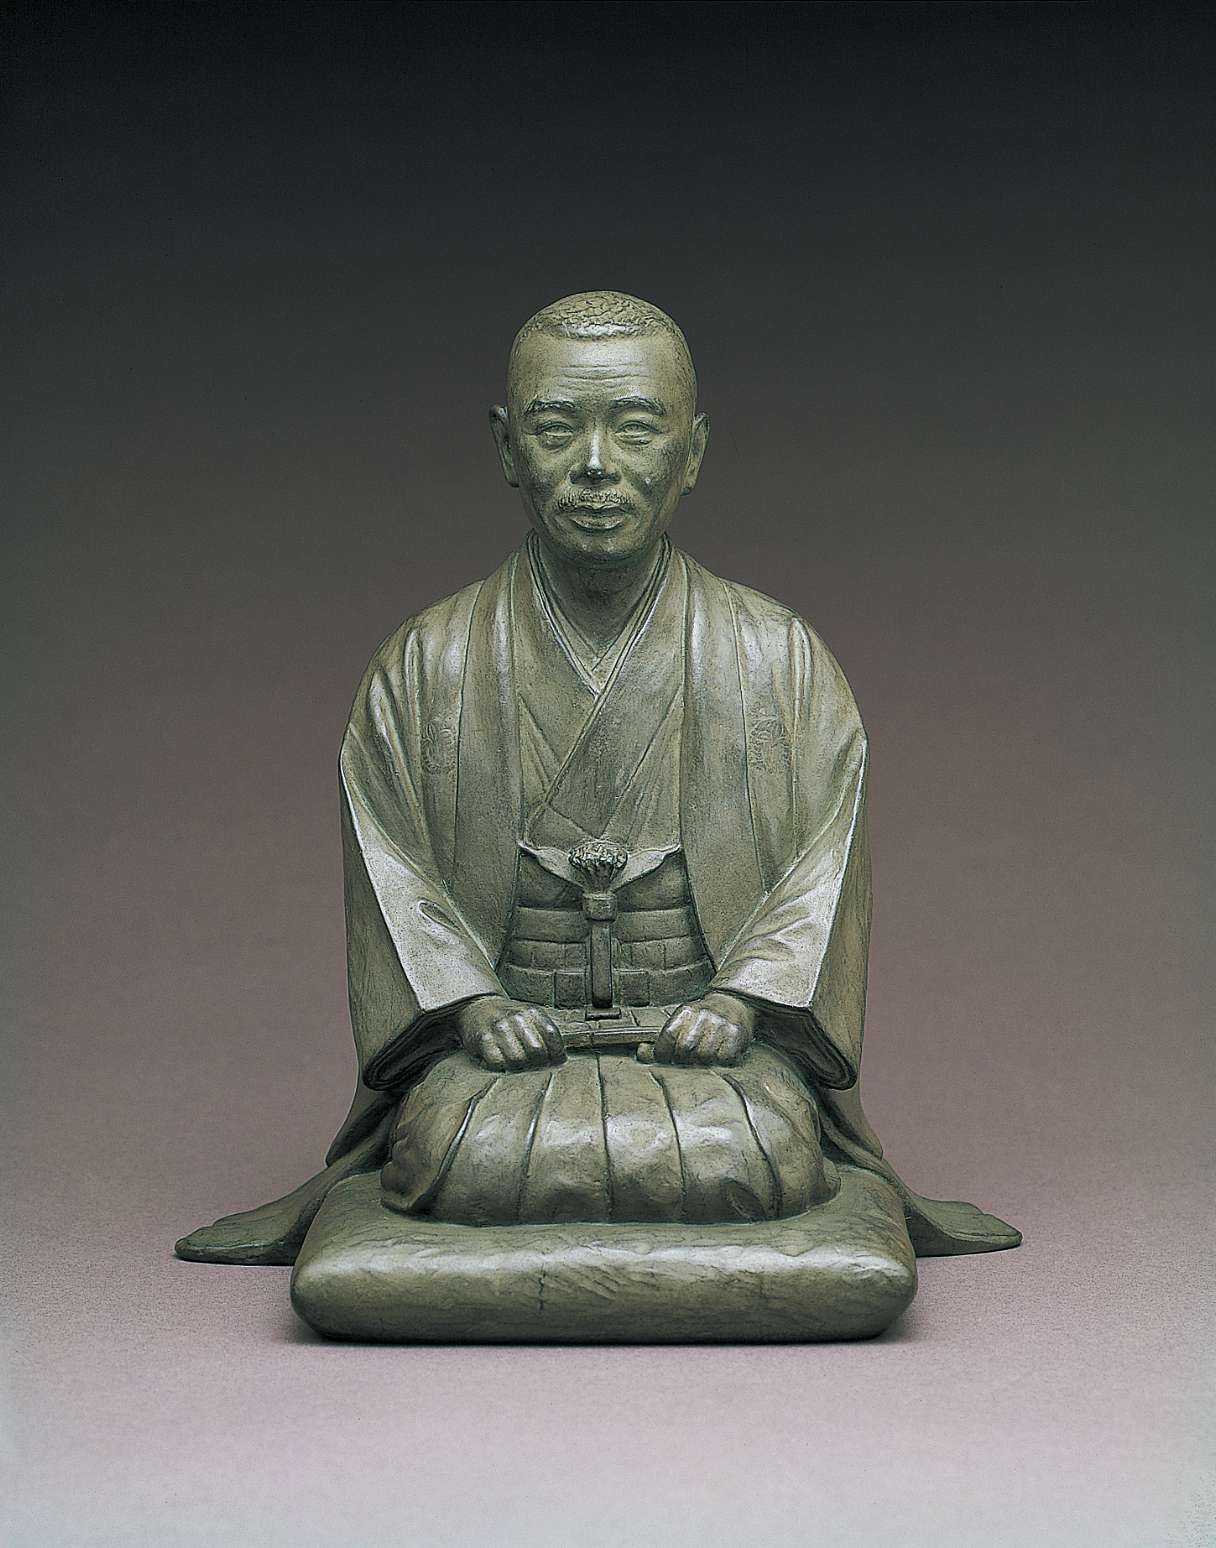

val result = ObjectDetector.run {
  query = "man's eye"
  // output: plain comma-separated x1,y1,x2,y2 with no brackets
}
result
617,422,657,436
536,423,573,437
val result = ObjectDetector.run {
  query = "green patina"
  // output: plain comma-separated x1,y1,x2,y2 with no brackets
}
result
177,293,1019,1341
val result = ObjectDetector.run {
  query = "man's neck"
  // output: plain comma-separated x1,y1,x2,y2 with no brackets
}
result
533,538,667,658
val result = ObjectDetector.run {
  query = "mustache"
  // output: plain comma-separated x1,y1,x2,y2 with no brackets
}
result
554,492,632,512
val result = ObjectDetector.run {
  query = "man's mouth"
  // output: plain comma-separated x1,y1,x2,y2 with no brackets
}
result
567,509,627,532
555,494,630,530
558,495,629,512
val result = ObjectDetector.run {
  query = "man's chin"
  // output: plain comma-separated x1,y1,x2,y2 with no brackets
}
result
536,512,665,567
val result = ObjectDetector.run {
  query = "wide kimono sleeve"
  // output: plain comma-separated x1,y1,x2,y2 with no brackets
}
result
341,620,505,1090
708,609,871,1092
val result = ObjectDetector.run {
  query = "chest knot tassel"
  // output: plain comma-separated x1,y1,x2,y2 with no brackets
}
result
569,841,627,1006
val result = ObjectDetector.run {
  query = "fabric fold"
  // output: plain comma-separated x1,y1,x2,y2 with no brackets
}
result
177,542,1021,1263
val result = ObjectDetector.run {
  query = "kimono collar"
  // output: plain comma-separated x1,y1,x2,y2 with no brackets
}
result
526,532,672,696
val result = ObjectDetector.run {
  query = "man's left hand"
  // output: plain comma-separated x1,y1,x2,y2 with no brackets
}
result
651,991,756,1066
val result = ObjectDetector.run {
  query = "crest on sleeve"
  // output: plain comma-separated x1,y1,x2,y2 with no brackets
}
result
747,715,792,773
420,720,458,773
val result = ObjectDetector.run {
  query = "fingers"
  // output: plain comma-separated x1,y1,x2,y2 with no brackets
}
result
513,1017,548,1066
456,994,511,1048
475,1022,527,1071
471,999,760,1071
512,1008,566,1068
674,1014,706,1064
693,1017,747,1066
531,1008,567,1065
496,1023,528,1069
469,1003,566,1070
662,1003,714,1064
477,1030,507,1070
714,1023,748,1066
653,1004,694,1063
653,1001,753,1065
694,1023,728,1065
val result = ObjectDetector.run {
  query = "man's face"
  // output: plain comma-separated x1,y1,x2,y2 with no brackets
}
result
492,331,708,568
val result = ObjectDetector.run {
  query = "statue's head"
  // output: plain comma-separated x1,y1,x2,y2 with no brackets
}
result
491,291,709,569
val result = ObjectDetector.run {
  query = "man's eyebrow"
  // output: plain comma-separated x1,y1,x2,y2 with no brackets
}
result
612,395,666,415
523,398,577,416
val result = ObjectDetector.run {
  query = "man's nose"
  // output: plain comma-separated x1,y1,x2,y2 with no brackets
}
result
575,429,617,482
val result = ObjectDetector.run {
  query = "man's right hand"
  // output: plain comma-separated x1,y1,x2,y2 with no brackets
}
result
456,996,567,1071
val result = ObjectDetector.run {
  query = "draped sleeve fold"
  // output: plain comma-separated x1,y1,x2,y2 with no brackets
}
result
686,572,871,1092
340,594,506,1090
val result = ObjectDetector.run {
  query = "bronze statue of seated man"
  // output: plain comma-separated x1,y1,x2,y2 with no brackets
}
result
177,291,1019,1341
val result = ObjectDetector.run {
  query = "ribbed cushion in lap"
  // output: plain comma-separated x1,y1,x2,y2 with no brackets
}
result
381,1046,837,1226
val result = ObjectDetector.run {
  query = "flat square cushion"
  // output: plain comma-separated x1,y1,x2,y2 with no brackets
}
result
290,1166,916,1342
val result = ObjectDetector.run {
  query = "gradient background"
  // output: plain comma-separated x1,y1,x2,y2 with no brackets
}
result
3,3,1213,1544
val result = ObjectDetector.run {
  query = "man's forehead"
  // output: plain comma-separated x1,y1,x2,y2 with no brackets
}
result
509,332,691,404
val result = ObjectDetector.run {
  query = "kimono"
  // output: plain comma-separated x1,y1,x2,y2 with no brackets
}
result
176,538,1020,1264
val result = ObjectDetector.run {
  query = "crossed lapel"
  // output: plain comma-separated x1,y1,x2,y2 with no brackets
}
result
520,540,684,846
449,544,768,972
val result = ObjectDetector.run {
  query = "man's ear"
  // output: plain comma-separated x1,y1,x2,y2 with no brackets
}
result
682,413,710,495
489,405,518,487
